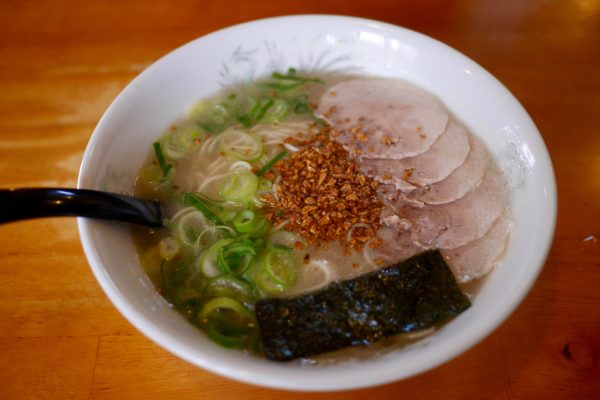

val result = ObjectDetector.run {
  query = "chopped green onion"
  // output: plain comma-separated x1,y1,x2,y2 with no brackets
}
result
259,81,304,92
232,210,257,233
161,125,202,160
236,97,258,128
199,297,256,348
291,94,310,114
219,170,259,204
206,324,246,348
262,99,289,123
238,98,275,127
255,247,297,294
183,193,224,226
217,237,261,275
218,129,264,161
203,276,256,308
256,269,285,294
200,297,254,321
153,142,173,179
260,68,324,92
158,237,180,260
237,102,257,127
256,150,287,176
264,248,296,286
271,69,324,84
255,98,274,121
148,68,326,350
253,177,273,207
195,225,236,249
198,238,234,278
171,209,211,247
232,210,271,237
203,104,232,134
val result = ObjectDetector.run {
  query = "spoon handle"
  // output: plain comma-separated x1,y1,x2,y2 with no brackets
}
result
0,188,163,227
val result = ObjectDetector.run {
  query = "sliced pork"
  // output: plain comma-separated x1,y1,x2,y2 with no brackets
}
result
316,77,511,284
390,165,507,249
361,119,470,190
441,215,512,283
372,225,421,265
403,134,490,206
317,79,449,159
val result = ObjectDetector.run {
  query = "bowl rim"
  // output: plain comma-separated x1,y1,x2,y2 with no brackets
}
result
78,14,557,391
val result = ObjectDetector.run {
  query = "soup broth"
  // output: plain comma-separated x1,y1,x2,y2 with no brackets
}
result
133,69,510,360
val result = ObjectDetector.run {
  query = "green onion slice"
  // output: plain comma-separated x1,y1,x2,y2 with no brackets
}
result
218,129,264,161
264,247,297,286
231,210,271,237
161,125,202,160
262,99,289,123
200,297,254,321
217,237,261,275
203,276,256,308
190,101,232,134
255,247,297,293
259,81,304,92
253,177,273,207
256,269,285,294
158,237,180,260
256,150,287,177
153,142,173,180
271,68,324,84
195,225,236,249
171,209,211,248
232,210,257,233
197,238,234,278
182,193,224,226
219,170,258,204
206,324,246,348
199,297,256,349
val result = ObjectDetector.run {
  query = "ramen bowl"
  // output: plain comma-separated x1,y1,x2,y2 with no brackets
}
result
78,15,556,391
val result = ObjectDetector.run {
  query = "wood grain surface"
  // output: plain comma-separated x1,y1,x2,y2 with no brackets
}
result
1,0,599,398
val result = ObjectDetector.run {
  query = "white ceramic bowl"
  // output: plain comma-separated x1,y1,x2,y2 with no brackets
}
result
78,15,556,391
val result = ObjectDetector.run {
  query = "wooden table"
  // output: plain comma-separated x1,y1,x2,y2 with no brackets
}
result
1,0,598,398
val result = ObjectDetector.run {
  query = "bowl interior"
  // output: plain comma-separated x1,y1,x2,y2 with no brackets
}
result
78,15,556,391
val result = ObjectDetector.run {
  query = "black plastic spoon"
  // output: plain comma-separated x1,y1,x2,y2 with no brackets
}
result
0,188,163,227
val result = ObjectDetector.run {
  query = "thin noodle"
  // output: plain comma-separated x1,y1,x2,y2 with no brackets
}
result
206,155,227,172
403,327,435,340
171,206,197,221
346,223,372,242
192,171,206,183
363,238,379,268
229,161,252,170
207,135,220,153
272,172,282,202
198,171,231,192
264,139,286,146
197,136,215,157
272,219,290,231
283,143,301,152
301,260,332,293
195,225,236,249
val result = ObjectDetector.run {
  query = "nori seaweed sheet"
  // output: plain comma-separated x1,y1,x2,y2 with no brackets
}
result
255,250,471,361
